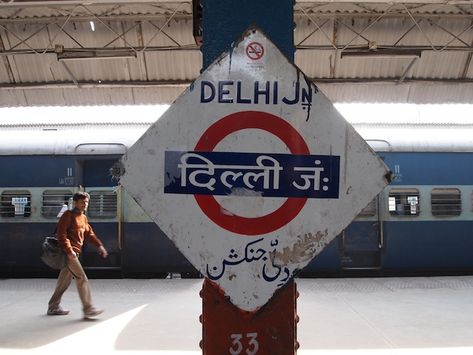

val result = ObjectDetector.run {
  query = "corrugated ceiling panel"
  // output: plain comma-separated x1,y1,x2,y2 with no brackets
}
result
60,87,137,105
296,2,473,16
131,86,186,104
9,53,59,83
468,59,473,78
295,14,473,81
61,57,131,82
0,7,57,20
42,18,197,51
0,57,14,82
318,82,410,103
4,23,54,51
347,55,417,79
318,82,473,104
66,21,137,49
413,51,470,79
2,23,72,83
0,2,192,20
3,2,472,21
1,18,200,84
139,18,195,47
4,82,473,107
0,89,28,106
145,51,200,81
100,2,192,16
0,86,187,106
407,83,473,103
295,51,334,78
296,51,413,80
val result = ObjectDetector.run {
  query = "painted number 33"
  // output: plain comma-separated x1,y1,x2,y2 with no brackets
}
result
229,333,259,355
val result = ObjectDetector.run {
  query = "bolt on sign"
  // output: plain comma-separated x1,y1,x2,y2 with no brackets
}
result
119,27,391,312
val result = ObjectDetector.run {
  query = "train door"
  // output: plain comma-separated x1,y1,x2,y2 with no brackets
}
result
341,195,382,270
81,158,122,273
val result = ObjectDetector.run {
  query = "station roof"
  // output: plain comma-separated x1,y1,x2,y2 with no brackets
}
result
1,0,473,106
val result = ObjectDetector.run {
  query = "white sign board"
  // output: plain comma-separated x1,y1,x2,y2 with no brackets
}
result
119,27,390,311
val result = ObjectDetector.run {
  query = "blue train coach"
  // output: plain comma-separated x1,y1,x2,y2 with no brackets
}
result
1,124,472,277
306,126,473,276
0,124,197,277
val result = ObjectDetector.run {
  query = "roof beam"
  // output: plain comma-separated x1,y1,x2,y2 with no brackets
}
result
3,77,473,91
296,0,473,3
0,45,198,56
1,13,472,26
0,13,191,24
2,0,471,5
0,0,189,6
3,44,473,57
0,80,191,89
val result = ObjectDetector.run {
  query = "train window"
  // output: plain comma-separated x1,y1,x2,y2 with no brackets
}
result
388,188,420,216
431,188,462,217
88,190,117,218
357,198,377,217
0,191,32,218
42,190,73,218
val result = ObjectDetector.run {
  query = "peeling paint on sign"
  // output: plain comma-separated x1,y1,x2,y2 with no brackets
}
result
272,230,329,266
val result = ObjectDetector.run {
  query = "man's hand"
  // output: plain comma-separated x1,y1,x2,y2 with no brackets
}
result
98,246,108,258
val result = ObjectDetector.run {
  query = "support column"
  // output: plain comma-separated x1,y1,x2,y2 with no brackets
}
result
198,2,298,354
201,279,298,354
201,0,295,69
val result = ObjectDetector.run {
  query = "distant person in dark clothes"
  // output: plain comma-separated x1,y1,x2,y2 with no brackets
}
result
47,191,108,319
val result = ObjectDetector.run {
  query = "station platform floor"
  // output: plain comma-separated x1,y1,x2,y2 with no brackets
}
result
1,276,473,355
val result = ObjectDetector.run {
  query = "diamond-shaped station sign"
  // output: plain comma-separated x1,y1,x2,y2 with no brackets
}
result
119,27,391,311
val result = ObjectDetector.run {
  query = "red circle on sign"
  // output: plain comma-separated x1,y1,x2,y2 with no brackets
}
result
246,42,264,60
194,111,309,236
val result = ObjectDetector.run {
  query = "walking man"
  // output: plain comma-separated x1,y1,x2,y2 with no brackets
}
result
47,191,108,319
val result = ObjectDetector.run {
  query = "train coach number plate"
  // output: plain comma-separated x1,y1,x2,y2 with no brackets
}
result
119,27,390,311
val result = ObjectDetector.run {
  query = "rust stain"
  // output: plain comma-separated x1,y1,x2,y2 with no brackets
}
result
271,229,329,265
385,170,395,184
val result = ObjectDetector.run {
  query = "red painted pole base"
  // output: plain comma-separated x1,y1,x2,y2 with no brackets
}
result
200,278,298,355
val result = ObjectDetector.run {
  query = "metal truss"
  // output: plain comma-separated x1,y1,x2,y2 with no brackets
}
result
0,1,196,56
1,1,473,88
0,2,472,55
295,1,473,83
295,2,473,51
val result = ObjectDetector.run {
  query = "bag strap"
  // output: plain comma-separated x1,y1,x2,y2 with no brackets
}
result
50,211,78,275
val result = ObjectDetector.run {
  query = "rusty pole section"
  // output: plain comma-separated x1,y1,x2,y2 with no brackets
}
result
200,279,298,354
198,0,297,353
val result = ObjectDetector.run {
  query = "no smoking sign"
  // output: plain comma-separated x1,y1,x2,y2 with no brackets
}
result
246,41,264,60
120,27,390,311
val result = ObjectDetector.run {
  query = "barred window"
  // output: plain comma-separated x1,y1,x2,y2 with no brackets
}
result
42,190,73,218
0,191,31,218
388,188,420,216
88,190,117,218
357,198,377,217
431,188,461,217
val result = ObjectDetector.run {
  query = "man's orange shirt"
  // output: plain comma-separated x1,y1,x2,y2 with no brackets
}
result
57,210,103,255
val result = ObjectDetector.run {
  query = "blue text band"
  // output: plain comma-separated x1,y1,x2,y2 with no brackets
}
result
164,151,340,198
